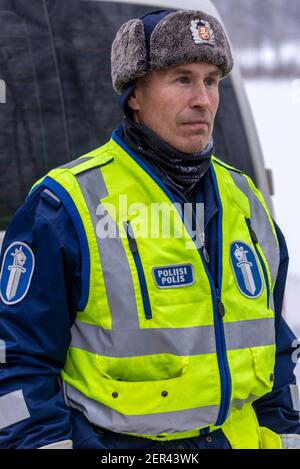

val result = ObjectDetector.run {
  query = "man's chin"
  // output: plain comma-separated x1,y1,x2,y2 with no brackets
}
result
162,132,210,153
175,137,210,154
174,144,208,154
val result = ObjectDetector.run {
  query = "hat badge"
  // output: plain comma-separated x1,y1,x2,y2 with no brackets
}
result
190,19,216,45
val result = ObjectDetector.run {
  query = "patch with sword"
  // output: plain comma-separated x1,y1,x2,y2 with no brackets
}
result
0,242,35,305
230,241,263,298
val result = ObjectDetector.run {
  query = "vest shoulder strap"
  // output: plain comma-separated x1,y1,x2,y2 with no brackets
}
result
58,140,116,176
212,156,244,174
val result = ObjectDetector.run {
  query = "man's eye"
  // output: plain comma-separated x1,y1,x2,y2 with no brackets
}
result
177,76,190,84
205,78,217,86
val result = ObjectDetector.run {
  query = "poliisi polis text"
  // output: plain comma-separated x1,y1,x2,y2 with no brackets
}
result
156,266,189,286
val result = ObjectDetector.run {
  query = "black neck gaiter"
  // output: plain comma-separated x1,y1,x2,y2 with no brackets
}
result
122,116,214,196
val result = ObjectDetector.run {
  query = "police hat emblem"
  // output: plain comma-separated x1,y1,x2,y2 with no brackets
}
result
190,19,216,45
230,242,263,298
0,242,35,305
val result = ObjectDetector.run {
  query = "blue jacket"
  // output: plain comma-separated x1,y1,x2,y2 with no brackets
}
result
0,132,299,449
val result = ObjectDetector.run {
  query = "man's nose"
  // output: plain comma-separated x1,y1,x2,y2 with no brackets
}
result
189,82,211,108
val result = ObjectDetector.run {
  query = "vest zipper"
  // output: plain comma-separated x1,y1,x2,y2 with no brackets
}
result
125,221,152,320
168,169,230,427
245,217,270,309
116,140,231,428
214,287,231,425
157,169,231,426
208,165,231,427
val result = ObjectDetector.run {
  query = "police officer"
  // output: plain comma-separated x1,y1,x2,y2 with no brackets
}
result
0,9,300,449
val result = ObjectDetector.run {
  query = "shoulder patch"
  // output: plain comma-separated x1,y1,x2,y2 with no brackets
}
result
230,241,263,298
0,242,35,305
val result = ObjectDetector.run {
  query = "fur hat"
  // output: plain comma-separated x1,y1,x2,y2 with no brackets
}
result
111,9,233,95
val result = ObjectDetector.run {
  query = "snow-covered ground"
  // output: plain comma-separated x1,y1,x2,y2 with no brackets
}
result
245,79,300,384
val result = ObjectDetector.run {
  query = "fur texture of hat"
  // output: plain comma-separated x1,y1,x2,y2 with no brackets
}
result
111,10,233,95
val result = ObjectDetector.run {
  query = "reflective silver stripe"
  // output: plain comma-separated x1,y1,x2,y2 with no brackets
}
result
38,440,73,449
0,339,5,363
0,390,30,429
280,434,300,449
270,293,275,312
230,394,260,410
70,317,274,358
224,318,275,350
289,384,300,412
64,383,219,435
229,171,280,286
60,377,71,408
76,166,108,203
70,320,216,356
76,168,139,329
60,156,93,169
43,189,61,204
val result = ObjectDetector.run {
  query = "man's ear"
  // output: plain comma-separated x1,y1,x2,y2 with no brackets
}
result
127,88,140,111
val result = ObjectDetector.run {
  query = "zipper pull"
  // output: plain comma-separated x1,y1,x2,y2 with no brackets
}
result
200,232,210,263
216,289,225,317
218,300,225,318
250,227,258,244
125,221,138,253
203,245,210,264
247,219,258,244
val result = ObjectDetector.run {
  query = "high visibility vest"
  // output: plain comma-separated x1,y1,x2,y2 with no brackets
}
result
39,131,282,448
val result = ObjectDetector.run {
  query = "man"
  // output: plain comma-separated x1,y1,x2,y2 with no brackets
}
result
0,9,299,449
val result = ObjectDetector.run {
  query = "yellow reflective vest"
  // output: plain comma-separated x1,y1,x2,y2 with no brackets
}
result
39,132,282,448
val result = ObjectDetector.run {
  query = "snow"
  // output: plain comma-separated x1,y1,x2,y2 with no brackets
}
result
245,79,300,384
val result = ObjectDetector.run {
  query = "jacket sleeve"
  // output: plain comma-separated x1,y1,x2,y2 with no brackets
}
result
253,221,300,448
0,187,82,448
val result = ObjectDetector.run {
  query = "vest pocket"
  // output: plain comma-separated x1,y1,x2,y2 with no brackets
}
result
96,354,189,382
124,221,152,320
95,357,193,423
245,218,270,308
250,345,275,394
